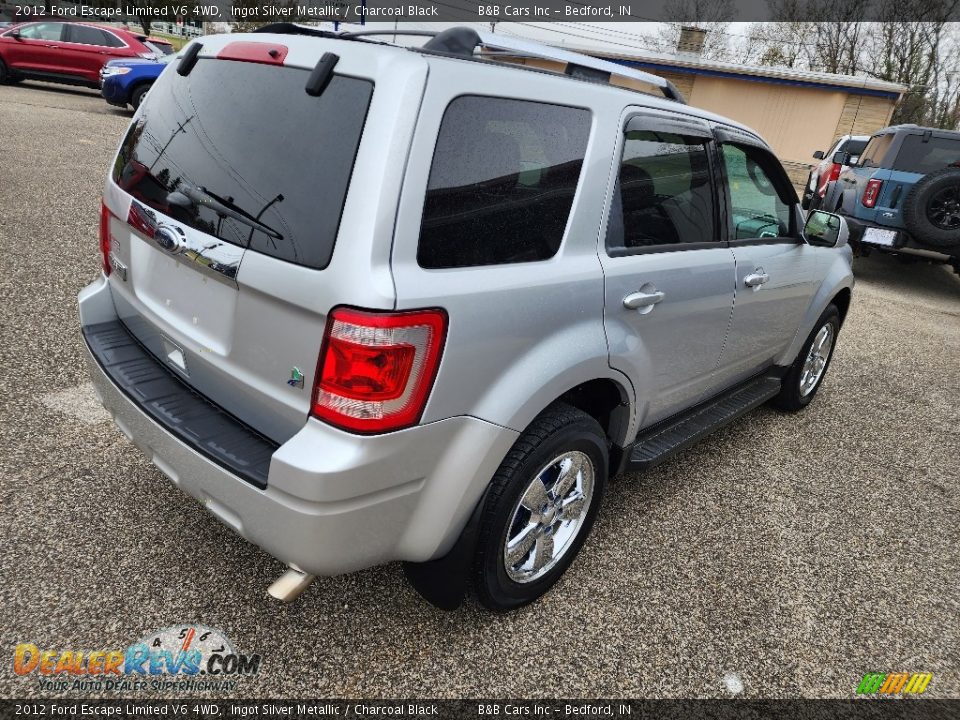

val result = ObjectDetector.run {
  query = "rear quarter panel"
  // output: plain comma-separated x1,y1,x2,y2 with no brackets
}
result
390,59,635,444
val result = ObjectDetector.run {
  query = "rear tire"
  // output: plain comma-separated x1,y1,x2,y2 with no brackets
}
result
773,305,840,412
472,403,608,611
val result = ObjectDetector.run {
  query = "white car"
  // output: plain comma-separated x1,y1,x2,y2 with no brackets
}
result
803,135,870,210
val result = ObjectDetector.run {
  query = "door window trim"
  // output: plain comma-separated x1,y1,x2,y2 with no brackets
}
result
605,111,725,258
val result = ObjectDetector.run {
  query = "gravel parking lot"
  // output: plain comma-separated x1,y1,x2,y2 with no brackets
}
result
1,81,958,700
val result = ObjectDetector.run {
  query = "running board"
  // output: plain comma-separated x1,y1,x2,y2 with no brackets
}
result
627,376,782,471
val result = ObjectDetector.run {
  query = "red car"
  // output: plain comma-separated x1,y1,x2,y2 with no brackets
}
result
0,21,167,88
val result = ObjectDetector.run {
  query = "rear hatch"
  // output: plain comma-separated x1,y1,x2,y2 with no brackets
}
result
102,43,375,442
873,133,960,228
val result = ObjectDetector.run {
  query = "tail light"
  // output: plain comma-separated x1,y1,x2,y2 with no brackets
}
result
862,179,884,208
312,307,447,434
99,201,115,276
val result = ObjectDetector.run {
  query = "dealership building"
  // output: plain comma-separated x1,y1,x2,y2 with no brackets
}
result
503,28,908,189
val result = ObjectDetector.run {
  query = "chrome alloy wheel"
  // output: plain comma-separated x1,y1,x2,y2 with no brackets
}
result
503,451,595,584
800,323,834,397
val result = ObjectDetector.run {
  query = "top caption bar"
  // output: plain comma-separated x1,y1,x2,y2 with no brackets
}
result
12,0,960,22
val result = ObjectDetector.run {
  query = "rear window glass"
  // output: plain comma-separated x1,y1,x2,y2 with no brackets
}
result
895,135,960,174
144,40,173,55
113,58,373,270
417,96,591,269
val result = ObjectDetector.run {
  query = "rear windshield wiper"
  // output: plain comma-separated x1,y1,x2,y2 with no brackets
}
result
180,185,285,240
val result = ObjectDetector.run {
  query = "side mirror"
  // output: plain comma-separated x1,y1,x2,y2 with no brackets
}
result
832,151,852,166
812,150,825,160
9,28,21,39
804,210,849,248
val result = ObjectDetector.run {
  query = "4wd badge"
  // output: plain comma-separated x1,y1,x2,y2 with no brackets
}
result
287,367,304,389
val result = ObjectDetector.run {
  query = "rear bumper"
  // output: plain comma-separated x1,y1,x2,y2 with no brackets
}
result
844,216,956,259
79,277,519,576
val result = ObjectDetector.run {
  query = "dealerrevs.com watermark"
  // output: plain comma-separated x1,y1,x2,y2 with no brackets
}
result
12,625,260,693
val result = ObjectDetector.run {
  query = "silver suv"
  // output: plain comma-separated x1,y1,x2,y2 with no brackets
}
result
79,26,854,611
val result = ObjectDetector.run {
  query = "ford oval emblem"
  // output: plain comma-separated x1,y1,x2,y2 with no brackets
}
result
155,226,185,254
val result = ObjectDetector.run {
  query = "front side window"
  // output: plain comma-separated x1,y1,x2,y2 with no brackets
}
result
17,23,64,41
721,144,792,240
417,96,591,269
606,130,716,253
840,137,869,160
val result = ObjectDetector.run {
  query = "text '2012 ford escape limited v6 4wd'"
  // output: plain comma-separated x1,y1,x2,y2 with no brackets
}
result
79,25,854,611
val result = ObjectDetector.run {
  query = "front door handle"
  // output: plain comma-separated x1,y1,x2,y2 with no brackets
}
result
744,270,770,288
623,290,665,309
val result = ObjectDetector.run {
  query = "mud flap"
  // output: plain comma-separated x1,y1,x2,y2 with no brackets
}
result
402,489,489,611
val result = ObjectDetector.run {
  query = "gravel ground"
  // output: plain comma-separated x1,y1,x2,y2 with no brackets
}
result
1,81,958,700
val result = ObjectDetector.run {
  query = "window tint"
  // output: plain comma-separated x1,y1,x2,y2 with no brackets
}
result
144,40,173,55
418,96,590,269
69,25,110,46
841,138,868,158
858,134,894,168
113,59,373,270
895,135,960,174
606,130,715,252
101,30,126,48
721,144,792,240
18,23,64,41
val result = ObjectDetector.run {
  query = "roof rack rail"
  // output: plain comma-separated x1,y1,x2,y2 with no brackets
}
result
343,26,686,104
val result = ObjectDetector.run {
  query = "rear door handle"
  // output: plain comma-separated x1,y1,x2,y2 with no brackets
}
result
744,271,770,288
623,290,665,309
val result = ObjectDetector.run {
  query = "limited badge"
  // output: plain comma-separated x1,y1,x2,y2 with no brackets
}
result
287,367,304,388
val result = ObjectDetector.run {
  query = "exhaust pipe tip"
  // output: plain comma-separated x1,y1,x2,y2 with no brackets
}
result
267,567,316,603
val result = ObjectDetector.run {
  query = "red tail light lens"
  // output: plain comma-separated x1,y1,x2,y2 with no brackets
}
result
862,179,883,208
312,307,447,434
99,201,114,276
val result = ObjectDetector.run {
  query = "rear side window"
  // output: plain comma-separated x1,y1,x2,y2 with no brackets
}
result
418,96,590,269
859,134,894,168
113,59,373,270
606,130,716,252
895,135,960,174
101,31,126,48
69,25,111,46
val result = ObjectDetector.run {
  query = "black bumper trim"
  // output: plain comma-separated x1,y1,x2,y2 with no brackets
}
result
83,320,278,489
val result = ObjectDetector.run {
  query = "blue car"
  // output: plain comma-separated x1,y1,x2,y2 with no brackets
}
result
101,53,175,110
822,124,960,271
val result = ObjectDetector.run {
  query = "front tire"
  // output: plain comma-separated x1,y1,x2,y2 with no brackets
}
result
130,83,150,110
774,304,840,412
472,403,608,611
